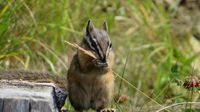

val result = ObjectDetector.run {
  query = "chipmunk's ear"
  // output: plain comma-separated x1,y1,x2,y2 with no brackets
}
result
103,20,108,32
86,20,94,34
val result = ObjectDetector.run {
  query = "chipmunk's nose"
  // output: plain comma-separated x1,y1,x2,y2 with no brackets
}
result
96,59,108,68
97,61,108,67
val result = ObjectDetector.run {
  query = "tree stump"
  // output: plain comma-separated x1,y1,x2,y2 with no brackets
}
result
0,80,68,112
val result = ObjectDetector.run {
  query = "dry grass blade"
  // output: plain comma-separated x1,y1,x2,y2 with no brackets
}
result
64,41,97,59
155,102,200,112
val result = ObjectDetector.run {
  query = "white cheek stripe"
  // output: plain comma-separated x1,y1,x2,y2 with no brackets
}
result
106,42,111,59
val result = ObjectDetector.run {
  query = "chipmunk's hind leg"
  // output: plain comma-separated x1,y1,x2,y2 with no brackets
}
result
97,108,118,112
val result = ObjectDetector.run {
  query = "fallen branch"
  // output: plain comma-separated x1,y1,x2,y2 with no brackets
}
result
64,41,96,59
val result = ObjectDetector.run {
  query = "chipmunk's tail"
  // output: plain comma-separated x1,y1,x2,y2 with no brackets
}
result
0,70,67,91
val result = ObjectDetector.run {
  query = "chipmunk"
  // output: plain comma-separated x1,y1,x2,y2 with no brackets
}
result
67,20,115,112
0,20,115,112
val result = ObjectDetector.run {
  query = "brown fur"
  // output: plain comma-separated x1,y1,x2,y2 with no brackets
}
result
67,42,114,112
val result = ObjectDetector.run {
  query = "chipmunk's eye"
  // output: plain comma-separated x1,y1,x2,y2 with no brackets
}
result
93,35,96,39
109,43,112,48
91,41,96,49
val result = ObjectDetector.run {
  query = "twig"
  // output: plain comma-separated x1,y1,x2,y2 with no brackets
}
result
64,41,96,59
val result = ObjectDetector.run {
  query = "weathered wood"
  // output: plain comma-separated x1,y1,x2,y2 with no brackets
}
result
0,98,3,112
3,99,30,112
0,80,68,112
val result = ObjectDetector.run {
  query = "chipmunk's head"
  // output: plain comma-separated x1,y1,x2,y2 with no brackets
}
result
83,20,112,68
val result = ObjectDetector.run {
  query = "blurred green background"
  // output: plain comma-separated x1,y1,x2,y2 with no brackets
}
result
1,0,200,111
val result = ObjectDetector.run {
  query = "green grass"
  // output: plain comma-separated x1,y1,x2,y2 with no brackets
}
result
0,0,199,111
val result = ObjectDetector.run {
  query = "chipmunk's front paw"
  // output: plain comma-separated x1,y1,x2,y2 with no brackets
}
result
100,108,118,112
